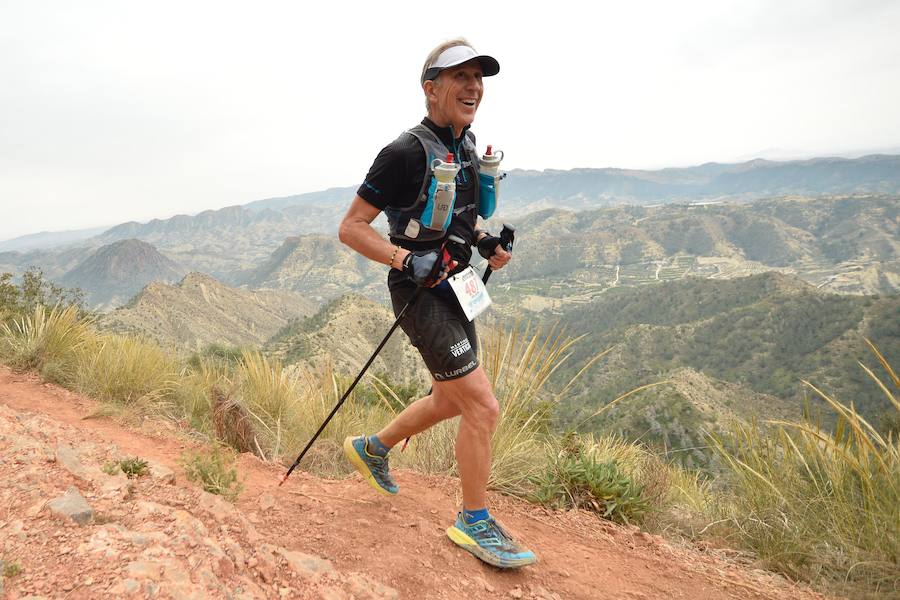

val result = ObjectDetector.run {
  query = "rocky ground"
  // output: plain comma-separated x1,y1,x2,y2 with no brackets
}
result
0,366,831,599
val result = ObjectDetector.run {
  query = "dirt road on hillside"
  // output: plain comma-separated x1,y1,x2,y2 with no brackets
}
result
0,366,828,599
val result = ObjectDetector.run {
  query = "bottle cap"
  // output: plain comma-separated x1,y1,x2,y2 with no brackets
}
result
446,152,455,163
486,145,493,156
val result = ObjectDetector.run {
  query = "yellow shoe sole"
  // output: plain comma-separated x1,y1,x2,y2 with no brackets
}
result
343,436,397,496
446,524,538,569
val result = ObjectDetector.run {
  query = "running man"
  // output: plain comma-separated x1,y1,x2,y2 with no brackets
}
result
338,39,537,568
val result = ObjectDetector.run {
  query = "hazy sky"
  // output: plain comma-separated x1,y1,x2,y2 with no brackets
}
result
2,0,899,241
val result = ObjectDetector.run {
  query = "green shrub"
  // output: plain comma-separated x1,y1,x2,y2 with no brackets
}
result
118,457,149,478
181,447,243,501
2,559,22,577
530,433,649,525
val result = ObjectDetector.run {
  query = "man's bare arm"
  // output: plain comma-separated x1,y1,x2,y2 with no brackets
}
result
338,195,410,270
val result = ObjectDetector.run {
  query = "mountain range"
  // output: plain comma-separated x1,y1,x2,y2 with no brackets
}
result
2,153,899,258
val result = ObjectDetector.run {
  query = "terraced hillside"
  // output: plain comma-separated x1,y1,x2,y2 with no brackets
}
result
489,195,898,313
238,236,388,304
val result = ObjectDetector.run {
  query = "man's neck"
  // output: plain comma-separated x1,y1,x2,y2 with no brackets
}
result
424,115,468,141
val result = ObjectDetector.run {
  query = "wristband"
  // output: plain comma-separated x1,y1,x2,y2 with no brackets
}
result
389,245,400,269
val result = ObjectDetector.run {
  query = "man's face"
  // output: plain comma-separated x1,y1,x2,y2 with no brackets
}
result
426,60,484,133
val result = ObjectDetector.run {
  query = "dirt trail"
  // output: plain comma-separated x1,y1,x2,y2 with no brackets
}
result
0,366,829,600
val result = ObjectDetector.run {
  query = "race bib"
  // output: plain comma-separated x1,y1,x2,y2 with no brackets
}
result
448,266,492,321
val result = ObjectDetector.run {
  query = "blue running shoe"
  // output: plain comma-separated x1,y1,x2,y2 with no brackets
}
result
446,513,537,568
343,436,398,496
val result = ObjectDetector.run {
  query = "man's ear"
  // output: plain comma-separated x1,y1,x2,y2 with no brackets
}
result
423,79,437,102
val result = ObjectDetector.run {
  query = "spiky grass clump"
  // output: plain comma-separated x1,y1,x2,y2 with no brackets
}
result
186,352,394,476
0,305,93,379
711,341,900,596
117,457,150,478
483,323,611,494
70,334,178,406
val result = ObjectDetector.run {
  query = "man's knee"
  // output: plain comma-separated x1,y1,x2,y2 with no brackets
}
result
436,369,499,427
472,393,500,428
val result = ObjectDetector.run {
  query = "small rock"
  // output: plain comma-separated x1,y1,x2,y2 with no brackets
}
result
346,573,399,600
126,560,163,579
258,493,276,511
216,556,235,579
146,460,175,484
278,548,335,581
56,444,85,473
509,586,524,599
48,487,94,525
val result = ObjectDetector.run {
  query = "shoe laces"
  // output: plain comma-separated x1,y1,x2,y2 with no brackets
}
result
471,517,517,548
363,442,392,480
371,455,390,478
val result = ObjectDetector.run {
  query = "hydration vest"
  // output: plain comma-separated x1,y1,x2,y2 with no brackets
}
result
384,124,480,244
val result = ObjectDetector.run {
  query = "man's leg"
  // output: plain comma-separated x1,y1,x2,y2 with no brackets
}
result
432,366,499,511
437,366,537,568
375,391,461,447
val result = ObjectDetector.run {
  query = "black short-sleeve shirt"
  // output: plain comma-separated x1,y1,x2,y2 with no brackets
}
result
357,117,478,258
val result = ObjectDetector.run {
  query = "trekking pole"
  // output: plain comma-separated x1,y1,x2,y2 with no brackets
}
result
279,241,453,486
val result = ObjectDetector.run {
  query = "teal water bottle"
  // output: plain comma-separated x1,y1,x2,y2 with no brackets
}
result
478,145,504,219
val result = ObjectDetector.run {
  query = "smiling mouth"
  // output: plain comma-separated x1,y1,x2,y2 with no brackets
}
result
460,99,476,107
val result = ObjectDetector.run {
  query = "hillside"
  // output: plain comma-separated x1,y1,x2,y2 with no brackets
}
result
548,273,900,442
57,239,187,309
489,195,898,305
0,367,829,600
265,294,427,387
239,236,389,304
0,245,97,281
99,273,318,352
583,368,796,471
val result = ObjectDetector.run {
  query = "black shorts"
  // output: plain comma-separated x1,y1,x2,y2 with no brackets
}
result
388,271,478,381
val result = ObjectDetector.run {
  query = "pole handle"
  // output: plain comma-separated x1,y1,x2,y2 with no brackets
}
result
482,223,516,284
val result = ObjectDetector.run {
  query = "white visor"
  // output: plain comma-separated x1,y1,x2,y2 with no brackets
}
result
422,45,500,83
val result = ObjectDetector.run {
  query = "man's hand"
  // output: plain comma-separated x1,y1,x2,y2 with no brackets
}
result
477,233,512,271
488,246,511,270
403,249,457,287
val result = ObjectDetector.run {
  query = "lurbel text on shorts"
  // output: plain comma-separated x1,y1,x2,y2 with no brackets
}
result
434,360,477,380
450,338,472,358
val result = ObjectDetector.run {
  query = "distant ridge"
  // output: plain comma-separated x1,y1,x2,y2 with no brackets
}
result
499,154,900,213
0,226,109,253
58,239,186,309
86,154,900,252
5,153,895,262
